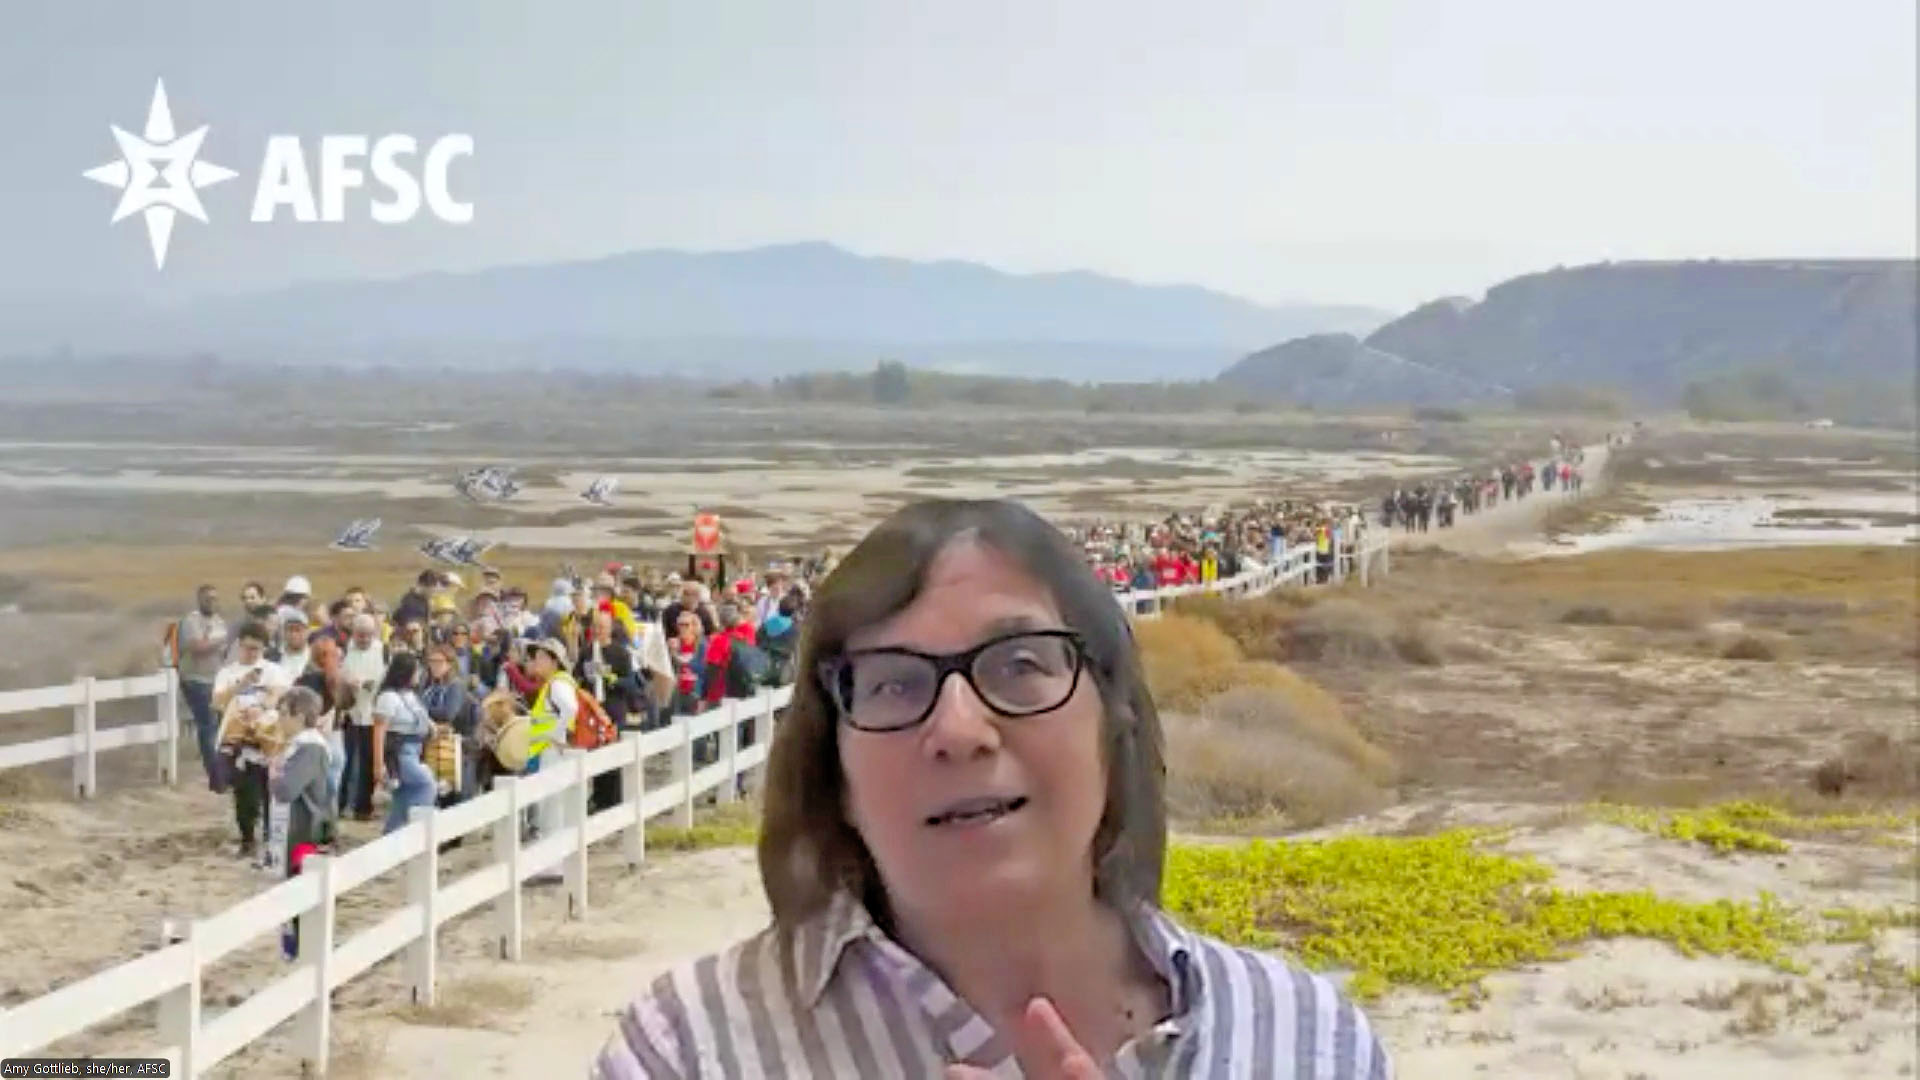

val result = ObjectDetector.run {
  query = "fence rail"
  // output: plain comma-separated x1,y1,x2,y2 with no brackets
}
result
1117,535,1388,617
0,685,789,1076
0,534,1392,1075
0,668,181,796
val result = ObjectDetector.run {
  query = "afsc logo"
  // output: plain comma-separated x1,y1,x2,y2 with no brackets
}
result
85,79,473,269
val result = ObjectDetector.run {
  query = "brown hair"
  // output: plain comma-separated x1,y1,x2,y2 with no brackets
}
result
756,499,1167,931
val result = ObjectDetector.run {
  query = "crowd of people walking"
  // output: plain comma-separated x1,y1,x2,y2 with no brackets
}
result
158,448,1592,926
162,560,819,913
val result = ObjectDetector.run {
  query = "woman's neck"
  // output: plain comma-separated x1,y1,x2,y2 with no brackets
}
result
889,885,1157,1061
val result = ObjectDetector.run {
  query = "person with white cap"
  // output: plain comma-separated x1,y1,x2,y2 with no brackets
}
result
276,575,313,633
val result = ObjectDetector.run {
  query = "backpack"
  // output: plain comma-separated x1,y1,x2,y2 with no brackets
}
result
160,619,184,669
569,687,618,750
724,641,771,698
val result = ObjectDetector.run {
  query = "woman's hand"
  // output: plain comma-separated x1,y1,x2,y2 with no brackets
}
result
945,998,1101,1080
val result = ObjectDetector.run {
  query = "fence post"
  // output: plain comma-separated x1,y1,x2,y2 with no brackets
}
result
717,701,739,806
407,806,439,1004
674,717,695,829
294,854,337,1074
622,732,645,871
72,676,97,799
493,776,524,961
159,668,180,786
155,919,200,1078
740,699,771,798
566,752,589,919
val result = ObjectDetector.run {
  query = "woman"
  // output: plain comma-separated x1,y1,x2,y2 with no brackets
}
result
667,610,705,717
371,652,437,835
271,685,337,864
593,499,1388,1078
421,644,476,804
270,684,336,959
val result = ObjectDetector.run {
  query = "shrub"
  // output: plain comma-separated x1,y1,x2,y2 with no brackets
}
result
1390,622,1446,666
1139,615,1398,827
1164,683,1397,827
1170,592,1297,662
1213,683,1395,782
1721,634,1781,662
1132,615,1252,710
1284,599,1431,667
1164,712,1387,829
1561,605,1617,626
1810,731,1920,800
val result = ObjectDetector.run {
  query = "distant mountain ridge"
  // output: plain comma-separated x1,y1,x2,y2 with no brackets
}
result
2,242,1389,382
1219,259,1918,416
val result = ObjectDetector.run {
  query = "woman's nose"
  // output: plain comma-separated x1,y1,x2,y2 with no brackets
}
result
920,672,1000,760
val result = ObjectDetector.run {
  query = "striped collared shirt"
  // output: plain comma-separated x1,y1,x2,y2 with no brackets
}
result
593,891,1391,1078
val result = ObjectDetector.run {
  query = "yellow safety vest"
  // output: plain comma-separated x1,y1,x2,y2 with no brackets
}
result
528,672,578,759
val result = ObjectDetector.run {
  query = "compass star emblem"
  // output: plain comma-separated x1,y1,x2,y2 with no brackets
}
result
83,79,237,269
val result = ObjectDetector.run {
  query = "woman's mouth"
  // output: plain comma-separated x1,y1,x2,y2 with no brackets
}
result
925,795,1029,828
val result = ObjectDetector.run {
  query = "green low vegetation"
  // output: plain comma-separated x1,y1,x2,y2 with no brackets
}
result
1592,800,1913,855
1162,830,1917,1004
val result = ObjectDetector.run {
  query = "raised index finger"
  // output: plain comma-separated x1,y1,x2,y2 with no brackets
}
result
1022,997,1103,1079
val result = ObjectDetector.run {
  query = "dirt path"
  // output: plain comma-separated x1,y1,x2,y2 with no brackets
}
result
1387,445,1610,557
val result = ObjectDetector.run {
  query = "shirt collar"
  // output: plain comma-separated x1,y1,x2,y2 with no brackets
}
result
792,892,1204,1016
795,890,879,1008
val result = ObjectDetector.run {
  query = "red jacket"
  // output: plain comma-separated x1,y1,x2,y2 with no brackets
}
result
700,624,758,705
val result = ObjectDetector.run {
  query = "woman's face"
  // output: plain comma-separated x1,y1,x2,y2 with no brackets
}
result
426,654,451,682
676,614,699,641
837,539,1107,928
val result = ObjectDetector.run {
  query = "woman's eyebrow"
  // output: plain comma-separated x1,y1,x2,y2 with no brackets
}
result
981,613,1051,637
855,613,1057,654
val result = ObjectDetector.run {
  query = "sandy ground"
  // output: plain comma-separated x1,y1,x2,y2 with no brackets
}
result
231,803,1918,1080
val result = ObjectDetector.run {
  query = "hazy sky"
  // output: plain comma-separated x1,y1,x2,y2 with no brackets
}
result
4,0,1914,312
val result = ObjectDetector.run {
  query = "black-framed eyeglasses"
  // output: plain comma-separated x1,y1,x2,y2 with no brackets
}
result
820,629,1087,733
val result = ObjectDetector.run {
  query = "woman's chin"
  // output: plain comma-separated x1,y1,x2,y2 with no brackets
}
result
893,856,1055,920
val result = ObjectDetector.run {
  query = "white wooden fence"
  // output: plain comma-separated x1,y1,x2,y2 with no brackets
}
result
0,668,182,796
0,685,789,1076
1117,534,1389,618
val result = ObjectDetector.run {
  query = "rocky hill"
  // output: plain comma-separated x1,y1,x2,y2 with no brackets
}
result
1217,333,1506,409
1224,260,1917,418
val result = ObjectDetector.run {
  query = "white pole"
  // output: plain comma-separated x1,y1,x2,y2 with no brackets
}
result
155,919,200,1078
674,717,695,829
159,668,180,786
493,776,524,961
407,806,439,1003
566,752,589,919
295,854,337,1074
622,732,645,871
717,701,739,806
73,676,97,799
